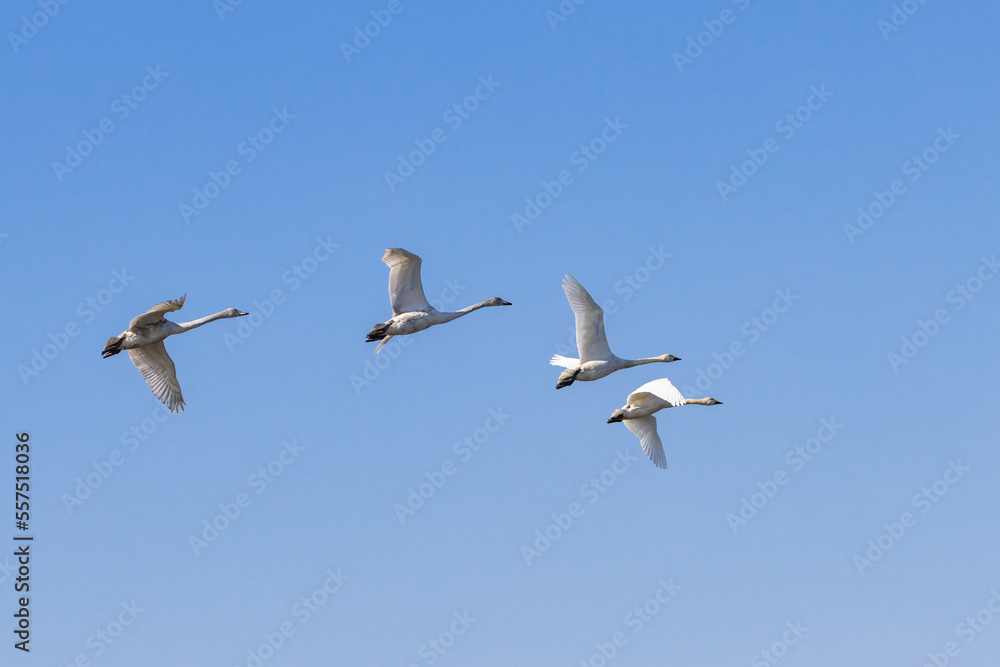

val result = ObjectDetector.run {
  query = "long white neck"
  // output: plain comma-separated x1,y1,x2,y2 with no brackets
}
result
621,355,670,368
439,300,499,323
176,311,237,332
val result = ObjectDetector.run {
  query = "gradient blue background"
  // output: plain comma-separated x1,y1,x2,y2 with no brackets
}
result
2,0,998,665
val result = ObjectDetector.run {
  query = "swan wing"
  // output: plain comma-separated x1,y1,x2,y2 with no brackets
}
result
130,295,186,329
383,248,431,316
624,416,666,469
628,378,686,407
562,274,613,362
128,342,185,413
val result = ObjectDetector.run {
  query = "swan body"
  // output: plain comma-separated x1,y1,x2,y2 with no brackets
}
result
102,295,248,413
550,274,680,388
606,378,722,469
366,248,511,354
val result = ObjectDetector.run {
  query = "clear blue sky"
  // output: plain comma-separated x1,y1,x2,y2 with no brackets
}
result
2,1,999,665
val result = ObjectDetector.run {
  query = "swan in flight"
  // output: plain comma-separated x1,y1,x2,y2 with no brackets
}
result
606,378,722,469
366,248,511,354
102,295,248,413
551,274,680,388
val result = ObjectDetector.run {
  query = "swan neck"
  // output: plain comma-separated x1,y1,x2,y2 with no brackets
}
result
176,311,232,332
455,300,495,315
625,357,662,368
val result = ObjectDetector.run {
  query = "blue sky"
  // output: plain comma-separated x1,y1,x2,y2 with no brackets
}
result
2,0,999,665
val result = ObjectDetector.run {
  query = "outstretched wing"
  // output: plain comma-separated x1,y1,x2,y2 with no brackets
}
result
562,274,613,362
383,248,431,316
130,295,186,329
128,342,185,413
624,416,667,469
627,378,686,408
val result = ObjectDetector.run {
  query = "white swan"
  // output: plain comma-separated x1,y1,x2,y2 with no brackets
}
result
606,378,722,469
366,248,511,354
102,295,248,413
551,274,680,388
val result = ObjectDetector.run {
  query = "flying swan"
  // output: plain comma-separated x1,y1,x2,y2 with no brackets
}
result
606,378,722,469
550,273,681,388
102,295,248,413
366,248,511,354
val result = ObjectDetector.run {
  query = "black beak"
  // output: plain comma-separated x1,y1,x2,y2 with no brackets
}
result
673,357,682,361
237,311,249,316
501,300,512,306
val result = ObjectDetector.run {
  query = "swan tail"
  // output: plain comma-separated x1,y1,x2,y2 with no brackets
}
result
102,335,125,358
549,354,579,369
366,322,390,342
555,367,580,390
373,335,394,355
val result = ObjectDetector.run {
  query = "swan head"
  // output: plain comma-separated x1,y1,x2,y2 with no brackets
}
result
659,354,681,362
607,409,626,424
488,297,512,307
705,398,722,405
224,308,250,318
